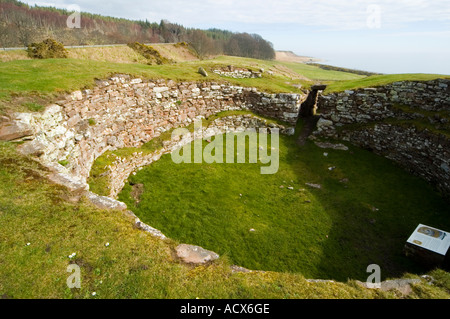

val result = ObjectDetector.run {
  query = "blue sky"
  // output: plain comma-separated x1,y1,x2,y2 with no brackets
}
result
23,0,450,74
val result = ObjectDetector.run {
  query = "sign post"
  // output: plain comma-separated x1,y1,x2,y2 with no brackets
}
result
405,224,450,268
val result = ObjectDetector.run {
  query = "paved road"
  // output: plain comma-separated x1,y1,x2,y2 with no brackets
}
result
1,43,178,51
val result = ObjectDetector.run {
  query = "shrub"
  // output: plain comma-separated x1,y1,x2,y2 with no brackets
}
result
127,42,170,65
27,38,68,59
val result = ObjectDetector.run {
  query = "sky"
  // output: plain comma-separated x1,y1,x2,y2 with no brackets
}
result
23,0,450,74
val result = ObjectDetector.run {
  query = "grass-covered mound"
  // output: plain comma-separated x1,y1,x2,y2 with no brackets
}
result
118,131,450,282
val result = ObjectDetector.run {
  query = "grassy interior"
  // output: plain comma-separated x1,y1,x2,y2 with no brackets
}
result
117,131,450,282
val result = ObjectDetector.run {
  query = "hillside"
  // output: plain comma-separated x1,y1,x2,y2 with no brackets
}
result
0,0,275,59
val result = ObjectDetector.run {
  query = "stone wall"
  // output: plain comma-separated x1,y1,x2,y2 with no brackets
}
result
213,66,263,79
0,75,302,201
106,114,290,198
6,75,301,187
313,79,450,196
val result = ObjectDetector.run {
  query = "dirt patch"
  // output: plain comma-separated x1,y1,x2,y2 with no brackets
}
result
131,183,144,205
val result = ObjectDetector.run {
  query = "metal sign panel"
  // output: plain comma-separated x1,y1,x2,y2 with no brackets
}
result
407,224,450,256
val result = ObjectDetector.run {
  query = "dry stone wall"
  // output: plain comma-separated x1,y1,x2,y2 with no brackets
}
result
313,79,450,196
9,75,301,185
106,114,289,198
0,75,302,201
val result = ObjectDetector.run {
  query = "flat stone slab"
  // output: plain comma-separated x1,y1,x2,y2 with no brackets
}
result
356,279,422,296
314,141,349,151
48,172,89,194
133,216,167,240
176,244,219,264
85,191,127,211
305,183,322,189
0,119,34,141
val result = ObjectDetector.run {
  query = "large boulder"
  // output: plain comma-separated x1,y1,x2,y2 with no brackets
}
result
0,113,34,141
176,244,219,264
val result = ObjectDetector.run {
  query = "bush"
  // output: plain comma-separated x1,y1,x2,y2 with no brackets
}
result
127,42,170,65
27,38,68,59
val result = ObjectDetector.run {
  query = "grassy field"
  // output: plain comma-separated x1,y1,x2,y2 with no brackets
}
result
324,73,450,93
117,131,450,282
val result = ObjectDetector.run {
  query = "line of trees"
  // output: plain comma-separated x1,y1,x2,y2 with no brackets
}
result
0,0,275,60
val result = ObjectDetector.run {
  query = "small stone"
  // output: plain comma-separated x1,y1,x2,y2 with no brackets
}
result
249,228,256,232
288,186,294,190
305,183,322,189
198,67,208,77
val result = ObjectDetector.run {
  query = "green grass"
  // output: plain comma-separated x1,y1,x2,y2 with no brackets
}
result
278,61,367,81
117,130,450,282
324,74,450,93
1,140,412,299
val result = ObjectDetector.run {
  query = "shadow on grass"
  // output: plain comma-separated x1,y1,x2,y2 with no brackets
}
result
285,125,450,281
117,127,450,282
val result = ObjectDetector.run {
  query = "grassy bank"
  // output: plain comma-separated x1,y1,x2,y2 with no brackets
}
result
0,52,371,114
324,73,450,93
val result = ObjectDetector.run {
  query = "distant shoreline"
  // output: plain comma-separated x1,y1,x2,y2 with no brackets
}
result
275,51,322,63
